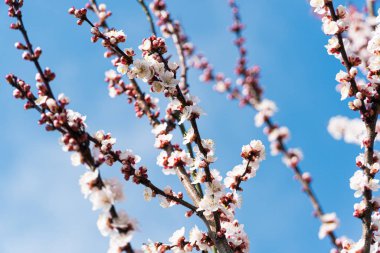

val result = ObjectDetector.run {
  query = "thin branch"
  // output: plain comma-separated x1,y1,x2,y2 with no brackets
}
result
134,0,203,197
136,0,157,36
9,75,199,216
80,15,203,206
229,1,341,248
367,0,376,17
183,0,342,248
13,6,55,100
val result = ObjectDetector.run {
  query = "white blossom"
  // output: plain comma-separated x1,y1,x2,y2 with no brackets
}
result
350,170,380,198
318,213,339,239
79,170,99,198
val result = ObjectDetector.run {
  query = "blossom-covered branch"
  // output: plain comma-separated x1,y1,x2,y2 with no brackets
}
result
4,2,219,252
310,1,380,252
69,3,269,252
145,0,341,248
70,6,205,207
86,1,203,199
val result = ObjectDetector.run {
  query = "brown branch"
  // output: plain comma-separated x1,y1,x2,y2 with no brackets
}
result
9,75,199,216
361,113,378,253
89,0,109,28
367,0,376,17
134,0,202,196
12,4,55,100
80,15,203,207
7,3,206,244
136,0,157,36
324,2,379,252
7,75,138,249
234,159,252,191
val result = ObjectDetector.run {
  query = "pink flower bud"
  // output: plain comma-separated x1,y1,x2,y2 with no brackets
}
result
34,47,42,58
68,7,75,15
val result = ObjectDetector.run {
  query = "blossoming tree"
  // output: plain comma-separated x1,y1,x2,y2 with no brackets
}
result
4,0,380,252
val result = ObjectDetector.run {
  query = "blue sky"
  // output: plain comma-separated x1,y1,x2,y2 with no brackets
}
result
0,0,370,252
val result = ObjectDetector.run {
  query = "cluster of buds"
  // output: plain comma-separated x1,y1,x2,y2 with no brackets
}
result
192,55,239,99
229,0,262,104
68,7,87,25
5,0,23,18
69,6,132,66
6,75,33,109
107,68,161,119
139,35,167,56
149,0,194,56
142,226,213,252
85,2,112,27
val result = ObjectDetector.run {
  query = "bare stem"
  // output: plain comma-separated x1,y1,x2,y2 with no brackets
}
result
136,0,157,36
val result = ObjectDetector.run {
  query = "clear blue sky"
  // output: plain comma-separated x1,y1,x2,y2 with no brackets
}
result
0,0,368,252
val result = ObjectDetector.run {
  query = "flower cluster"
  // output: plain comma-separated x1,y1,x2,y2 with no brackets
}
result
7,3,213,252
195,169,250,252
149,0,194,56
157,149,193,175
310,0,380,251
345,7,375,73
318,213,340,239
6,73,137,253
142,226,213,253
350,161,380,198
328,116,380,146
311,1,380,110
85,2,112,27
339,204,380,252
80,170,136,252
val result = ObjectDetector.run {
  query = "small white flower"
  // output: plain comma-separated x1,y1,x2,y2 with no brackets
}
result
144,187,153,201
309,0,325,9
154,133,173,148
325,36,340,55
131,59,154,82
70,152,82,167
318,213,339,239
322,17,339,35
89,186,115,211
79,170,99,198
183,127,195,145
97,212,112,237
117,63,129,75
151,123,167,136
350,170,380,198
169,227,185,245
241,140,266,161
35,95,48,105
159,70,179,88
